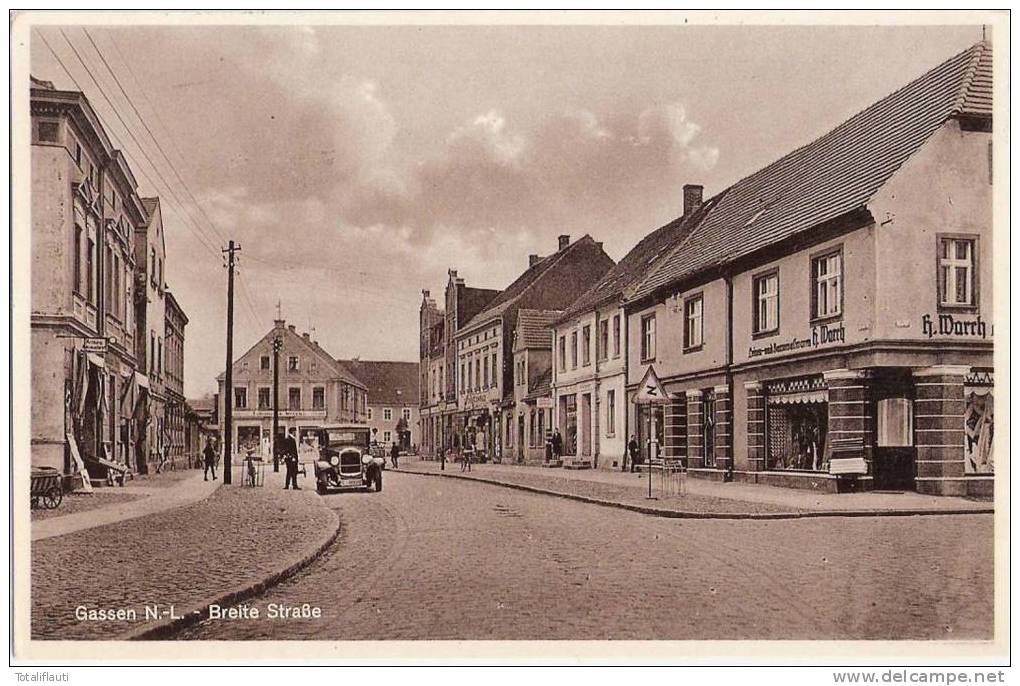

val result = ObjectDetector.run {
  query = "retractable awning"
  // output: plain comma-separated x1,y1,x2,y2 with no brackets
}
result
134,372,150,389
86,352,105,369
767,390,828,405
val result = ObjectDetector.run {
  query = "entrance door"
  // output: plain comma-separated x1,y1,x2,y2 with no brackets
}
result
874,397,916,491
581,393,592,457
873,448,915,490
517,415,525,461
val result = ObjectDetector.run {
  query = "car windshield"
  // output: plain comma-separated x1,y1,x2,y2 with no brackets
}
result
325,429,369,449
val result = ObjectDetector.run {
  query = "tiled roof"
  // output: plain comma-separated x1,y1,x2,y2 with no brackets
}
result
555,200,715,325
461,236,600,332
628,41,993,303
524,368,553,402
515,309,562,350
337,360,418,406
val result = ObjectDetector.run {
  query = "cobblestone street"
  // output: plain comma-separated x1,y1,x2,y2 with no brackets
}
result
180,470,993,641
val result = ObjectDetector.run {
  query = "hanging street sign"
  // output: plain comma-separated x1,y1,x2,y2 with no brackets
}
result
633,365,671,404
82,337,108,355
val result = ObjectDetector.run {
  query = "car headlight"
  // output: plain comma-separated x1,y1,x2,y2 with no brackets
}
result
361,454,372,465
330,456,339,467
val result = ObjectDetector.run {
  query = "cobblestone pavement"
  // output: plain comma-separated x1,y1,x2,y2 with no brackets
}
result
404,459,992,513
31,476,334,640
179,471,993,641
129,469,202,489
30,490,144,521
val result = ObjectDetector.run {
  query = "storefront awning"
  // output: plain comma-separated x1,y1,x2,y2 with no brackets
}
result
134,372,150,389
86,352,106,369
767,390,828,405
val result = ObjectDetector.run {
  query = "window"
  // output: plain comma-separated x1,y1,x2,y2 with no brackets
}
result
460,363,465,394
491,352,498,387
150,248,156,286
234,387,247,409
558,336,566,371
383,408,393,421
105,246,113,308
73,224,83,294
260,355,270,370
474,359,480,391
753,271,779,335
684,294,704,351
86,237,95,303
402,408,411,421
312,386,325,410
150,332,155,373
367,407,373,420
383,431,392,443
582,325,591,366
483,355,490,388
812,250,842,319
74,143,82,167
640,314,656,361
598,319,609,361
613,314,621,357
257,387,271,410
606,389,616,436
571,331,578,369
877,398,913,447
288,387,301,410
157,337,163,376
113,255,120,318
938,237,977,308
288,355,299,371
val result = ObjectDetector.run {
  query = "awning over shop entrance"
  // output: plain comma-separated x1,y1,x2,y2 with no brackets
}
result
767,390,828,405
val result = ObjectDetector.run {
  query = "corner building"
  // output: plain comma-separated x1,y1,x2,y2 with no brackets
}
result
623,42,994,496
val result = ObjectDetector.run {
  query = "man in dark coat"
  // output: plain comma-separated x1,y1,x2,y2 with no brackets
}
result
627,435,640,473
551,430,563,459
203,438,217,481
390,441,400,469
283,429,300,490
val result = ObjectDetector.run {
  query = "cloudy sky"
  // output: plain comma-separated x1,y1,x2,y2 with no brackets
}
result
29,21,981,396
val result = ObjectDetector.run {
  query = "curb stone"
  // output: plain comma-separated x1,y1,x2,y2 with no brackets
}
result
401,469,993,520
122,504,342,640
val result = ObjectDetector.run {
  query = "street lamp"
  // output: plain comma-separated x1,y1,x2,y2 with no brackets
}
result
272,335,282,472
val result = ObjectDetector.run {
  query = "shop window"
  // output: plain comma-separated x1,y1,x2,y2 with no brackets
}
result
766,398,827,471
234,387,247,409
257,387,271,410
877,398,913,447
288,387,301,410
812,250,843,320
582,325,591,366
684,294,704,351
753,270,779,335
702,389,716,467
938,236,977,308
964,379,993,473
312,386,325,410
563,394,578,456
640,314,656,361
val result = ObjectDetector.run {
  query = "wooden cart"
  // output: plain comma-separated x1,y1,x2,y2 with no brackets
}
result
30,467,64,510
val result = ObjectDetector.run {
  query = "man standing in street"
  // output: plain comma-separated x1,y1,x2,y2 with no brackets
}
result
203,438,218,481
390,441,400,469
283,429,300,490
628,435,640,473
552,429,563,461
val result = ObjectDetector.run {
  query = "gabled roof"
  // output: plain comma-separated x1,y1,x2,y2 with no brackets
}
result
628,41,993,304
337,360,418,406
555,199,717,325
514,309,562,351
461,235,605,333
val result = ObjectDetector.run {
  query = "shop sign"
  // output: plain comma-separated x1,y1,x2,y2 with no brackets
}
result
921,313,989,339
748,322,846,359
82,337,108,355
536,397,554,409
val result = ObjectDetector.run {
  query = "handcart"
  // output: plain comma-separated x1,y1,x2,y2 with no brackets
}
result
31,467,64,510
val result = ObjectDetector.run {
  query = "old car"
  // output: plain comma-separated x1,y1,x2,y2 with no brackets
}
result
314,424,384,494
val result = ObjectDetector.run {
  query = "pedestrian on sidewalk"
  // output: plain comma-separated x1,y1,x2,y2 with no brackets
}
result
390,442,400,469
203,438,218,481
552,430,563,461
283,429,300,490
627,436,640,473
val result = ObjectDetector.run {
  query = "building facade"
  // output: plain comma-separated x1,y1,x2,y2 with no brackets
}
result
454,235,615,462
623,42,994,496
218,320,368,460
30,81,149,482
418,290,447,458
509,310,559,464
164,290,188,468
551,186,709,470
340,360,420,450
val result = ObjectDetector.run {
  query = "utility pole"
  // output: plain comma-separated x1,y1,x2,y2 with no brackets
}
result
222,240,240,485
272,334,282,472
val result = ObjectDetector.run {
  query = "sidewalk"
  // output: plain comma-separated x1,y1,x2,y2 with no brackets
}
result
31,469,220,541
400,458,993,517
31,466,338,640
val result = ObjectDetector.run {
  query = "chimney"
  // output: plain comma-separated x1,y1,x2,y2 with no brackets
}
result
558,234,570,251
274,318,285,329
288,324,296,333
683,184,704,217
595,242,603,251
302,332,310,340
529,254,542,267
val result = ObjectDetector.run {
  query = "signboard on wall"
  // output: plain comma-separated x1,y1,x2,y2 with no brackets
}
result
82,337,108,355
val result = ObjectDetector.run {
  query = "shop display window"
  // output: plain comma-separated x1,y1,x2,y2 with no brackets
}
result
766,401,827,471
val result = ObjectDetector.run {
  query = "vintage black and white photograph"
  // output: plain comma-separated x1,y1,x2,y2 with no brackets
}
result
11,10,1007,664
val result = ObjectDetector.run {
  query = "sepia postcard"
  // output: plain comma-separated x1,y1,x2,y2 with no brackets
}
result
10,9,1010,667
